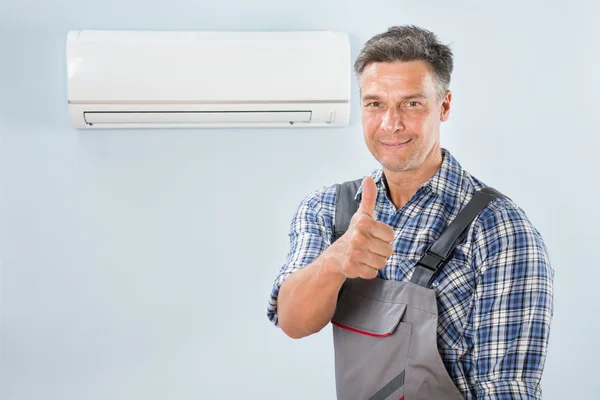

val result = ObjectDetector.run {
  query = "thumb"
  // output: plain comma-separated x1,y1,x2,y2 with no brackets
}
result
358,176,377,219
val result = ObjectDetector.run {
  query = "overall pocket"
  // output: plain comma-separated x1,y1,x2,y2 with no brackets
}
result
332,288,412,400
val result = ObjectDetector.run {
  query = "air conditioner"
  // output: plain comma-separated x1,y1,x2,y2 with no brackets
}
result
66,30,351,129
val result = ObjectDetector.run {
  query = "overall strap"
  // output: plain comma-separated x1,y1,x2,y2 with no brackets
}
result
332,178,363,242
410,187,503,287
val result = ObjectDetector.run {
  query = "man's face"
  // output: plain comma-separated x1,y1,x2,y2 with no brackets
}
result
360,60,451,173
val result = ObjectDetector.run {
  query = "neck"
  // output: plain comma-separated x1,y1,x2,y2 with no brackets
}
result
383,146,443,210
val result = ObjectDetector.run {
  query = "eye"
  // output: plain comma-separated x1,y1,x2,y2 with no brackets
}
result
367,101,381,108
407,101,421,107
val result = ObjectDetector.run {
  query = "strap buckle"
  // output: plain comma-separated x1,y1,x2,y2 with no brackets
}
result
415,248,446,272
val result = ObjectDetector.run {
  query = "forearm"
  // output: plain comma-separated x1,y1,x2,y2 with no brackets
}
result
277,251,346,339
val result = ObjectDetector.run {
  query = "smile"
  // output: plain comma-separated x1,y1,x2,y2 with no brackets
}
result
381,139,412,148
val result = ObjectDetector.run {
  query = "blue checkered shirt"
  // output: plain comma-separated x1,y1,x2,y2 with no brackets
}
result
267,148,554,399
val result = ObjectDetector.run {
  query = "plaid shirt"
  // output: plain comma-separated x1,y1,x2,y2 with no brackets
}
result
267,148,554,399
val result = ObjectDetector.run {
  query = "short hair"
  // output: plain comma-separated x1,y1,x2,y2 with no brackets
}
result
354,25,454,100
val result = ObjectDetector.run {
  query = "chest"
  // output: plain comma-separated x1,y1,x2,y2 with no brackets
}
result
382,213,477,348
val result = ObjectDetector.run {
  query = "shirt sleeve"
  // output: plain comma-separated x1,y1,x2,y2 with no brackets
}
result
266,188,333,327
468,200,554,399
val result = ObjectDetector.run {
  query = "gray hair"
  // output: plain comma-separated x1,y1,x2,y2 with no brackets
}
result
354,25,454,101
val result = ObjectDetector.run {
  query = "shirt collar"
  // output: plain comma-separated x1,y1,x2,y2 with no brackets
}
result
354,148,464,207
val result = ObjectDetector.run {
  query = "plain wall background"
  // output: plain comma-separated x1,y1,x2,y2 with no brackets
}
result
1,0,598,399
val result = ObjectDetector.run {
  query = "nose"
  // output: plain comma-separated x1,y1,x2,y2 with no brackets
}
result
380,106,405,133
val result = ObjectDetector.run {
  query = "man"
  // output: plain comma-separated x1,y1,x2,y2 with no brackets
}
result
267,25,553,400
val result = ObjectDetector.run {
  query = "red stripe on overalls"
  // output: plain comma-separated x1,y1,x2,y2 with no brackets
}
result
331,321,391,338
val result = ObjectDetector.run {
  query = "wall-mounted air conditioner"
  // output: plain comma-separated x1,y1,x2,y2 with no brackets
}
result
66,30,351,129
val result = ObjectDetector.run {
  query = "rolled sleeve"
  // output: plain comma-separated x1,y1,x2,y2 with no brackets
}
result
267,188,333,327
476,380,542,399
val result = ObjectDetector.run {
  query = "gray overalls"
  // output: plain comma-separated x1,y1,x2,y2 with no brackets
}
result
330,179,502,400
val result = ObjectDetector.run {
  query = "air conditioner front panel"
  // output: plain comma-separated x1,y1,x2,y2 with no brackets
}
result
67,30,351,104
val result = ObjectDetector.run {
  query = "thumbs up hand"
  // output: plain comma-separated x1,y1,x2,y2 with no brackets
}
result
328,176,395,280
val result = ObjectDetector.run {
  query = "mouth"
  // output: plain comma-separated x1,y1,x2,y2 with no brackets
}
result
380,139,412,149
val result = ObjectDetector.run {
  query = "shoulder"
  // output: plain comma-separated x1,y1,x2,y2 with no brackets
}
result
289,171,375,235
459,165,536,236
287,181,339,236
292,169,376,219
459,168,551,273
294,182,337,215
462,170,542,243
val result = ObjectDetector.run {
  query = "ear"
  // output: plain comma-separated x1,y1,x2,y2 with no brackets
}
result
440,90,452,122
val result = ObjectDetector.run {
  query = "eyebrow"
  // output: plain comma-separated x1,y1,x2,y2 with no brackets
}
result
361,93,428,102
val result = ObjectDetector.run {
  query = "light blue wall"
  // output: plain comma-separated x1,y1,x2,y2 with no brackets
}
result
1,0,598,399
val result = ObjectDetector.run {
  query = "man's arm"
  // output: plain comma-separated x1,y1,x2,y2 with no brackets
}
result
468,201,554,399
277,255,346,339
267,177,394,339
